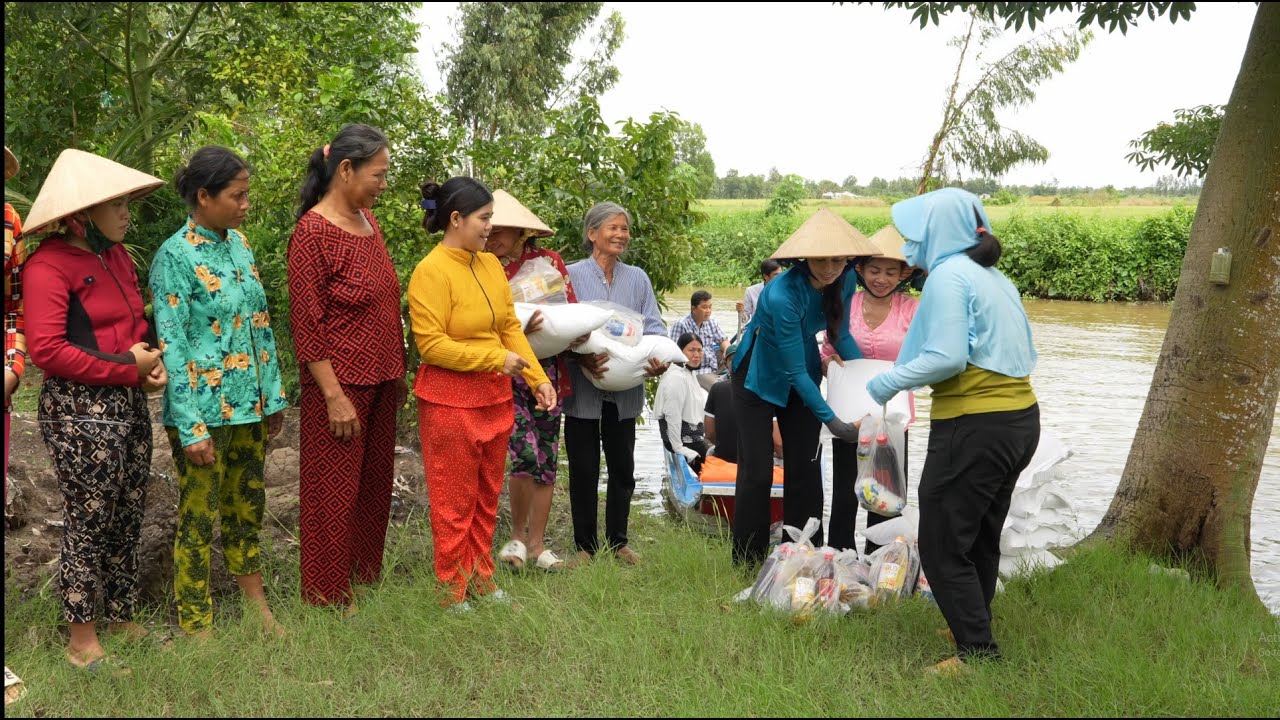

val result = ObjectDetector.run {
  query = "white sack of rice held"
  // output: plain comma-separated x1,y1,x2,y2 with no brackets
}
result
572,331,686,392
514,302,612,359
825,359,912,424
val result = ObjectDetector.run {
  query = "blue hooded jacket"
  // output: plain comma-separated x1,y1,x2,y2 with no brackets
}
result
866,188,1036,406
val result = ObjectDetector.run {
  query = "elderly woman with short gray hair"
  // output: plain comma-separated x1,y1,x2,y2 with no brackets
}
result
563,202,667,566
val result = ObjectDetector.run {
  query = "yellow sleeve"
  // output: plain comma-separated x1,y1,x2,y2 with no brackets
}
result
408,257,507,373
490,257,550,389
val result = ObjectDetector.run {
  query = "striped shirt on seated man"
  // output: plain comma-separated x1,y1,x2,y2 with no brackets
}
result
670,289,727,375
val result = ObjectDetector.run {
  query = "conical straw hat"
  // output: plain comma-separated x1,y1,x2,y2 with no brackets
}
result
23,149,165,234
4,147,17,180
866,225,908,263
491,189,553,237
770,208,879,260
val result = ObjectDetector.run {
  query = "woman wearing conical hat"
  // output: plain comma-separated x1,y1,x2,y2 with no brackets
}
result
484,190,577,573
821,225,922,554
730,209,878,566
21,148,167,670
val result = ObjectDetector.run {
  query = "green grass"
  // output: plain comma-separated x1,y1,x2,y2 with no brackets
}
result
5,507,1276,717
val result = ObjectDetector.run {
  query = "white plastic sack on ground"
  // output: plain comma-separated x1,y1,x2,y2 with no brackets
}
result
862,506,920,547
571,332,686,392
514,302,611,359
1015,432,1072,488
1000,430,1081,578
822,359,912,439
998,549,1064,577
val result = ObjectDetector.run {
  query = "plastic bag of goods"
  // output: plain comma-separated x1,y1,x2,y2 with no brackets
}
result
508,256,566,304
833,549,873,612
867,536,920,606
755,518,821,610
854,411,908,518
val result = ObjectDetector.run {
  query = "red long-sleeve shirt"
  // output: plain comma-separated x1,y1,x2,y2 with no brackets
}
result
22,237,148,386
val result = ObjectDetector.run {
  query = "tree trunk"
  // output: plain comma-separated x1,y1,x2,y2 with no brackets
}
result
1089,4,1279,602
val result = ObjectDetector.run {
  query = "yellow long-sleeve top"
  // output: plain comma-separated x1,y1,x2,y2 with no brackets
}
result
409,245,549,407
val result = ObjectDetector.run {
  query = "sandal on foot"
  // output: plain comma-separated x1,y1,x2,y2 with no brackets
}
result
498,540,527,570
4,667,25,706
534,550,566,572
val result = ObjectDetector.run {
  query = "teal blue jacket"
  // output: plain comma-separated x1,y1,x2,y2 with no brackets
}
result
732,264,861,422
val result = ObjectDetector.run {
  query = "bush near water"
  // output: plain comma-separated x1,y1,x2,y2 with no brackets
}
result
683,204,1195,303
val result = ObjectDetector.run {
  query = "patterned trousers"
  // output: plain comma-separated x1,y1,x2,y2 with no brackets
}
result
299,381,398,606
38,377,151,624
167,421,267,633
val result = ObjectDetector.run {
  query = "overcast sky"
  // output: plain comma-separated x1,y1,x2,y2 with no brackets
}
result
414,2,1257,188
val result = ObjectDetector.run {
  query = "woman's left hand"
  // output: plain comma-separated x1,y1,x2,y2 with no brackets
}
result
533,383,557,412
142,363,168,392
393,377,409,409
524,309,545,334
643,357,670,378
267,411,284,441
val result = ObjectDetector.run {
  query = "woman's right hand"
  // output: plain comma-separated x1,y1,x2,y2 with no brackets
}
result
575,352,610,380
524,309,545,334
501,351,531,377
326,390,362,441
821,354,844,377
184,438,216,467
129,342,163,382
825,417,860,443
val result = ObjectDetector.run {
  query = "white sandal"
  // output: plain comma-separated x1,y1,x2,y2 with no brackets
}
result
534,549,566,572
498,540,527,570
4,667,25,706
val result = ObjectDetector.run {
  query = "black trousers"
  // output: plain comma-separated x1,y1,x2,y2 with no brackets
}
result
564,401,636,554
730,346,825,566
829,430,909,555
919,405,1040,661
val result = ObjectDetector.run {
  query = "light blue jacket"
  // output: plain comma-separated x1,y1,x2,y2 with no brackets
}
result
867,188,1036,406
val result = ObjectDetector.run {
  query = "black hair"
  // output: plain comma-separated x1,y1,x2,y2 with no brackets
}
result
759,258,782,279
965,208,1002,267
690,290,712,309
797,259,857,343
174,146,249,209
853,255,913,297
296,123,389,220
676,332,702,351
420,176,494,234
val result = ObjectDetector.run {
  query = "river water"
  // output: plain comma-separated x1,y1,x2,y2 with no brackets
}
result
621,288,1278,610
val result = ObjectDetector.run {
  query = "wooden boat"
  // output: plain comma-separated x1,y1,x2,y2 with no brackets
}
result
661,450,784,533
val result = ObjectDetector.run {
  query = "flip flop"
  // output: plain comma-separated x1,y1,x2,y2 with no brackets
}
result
534,549,566,572
498,540,527,570
4,667,25,706
67,654,131,677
